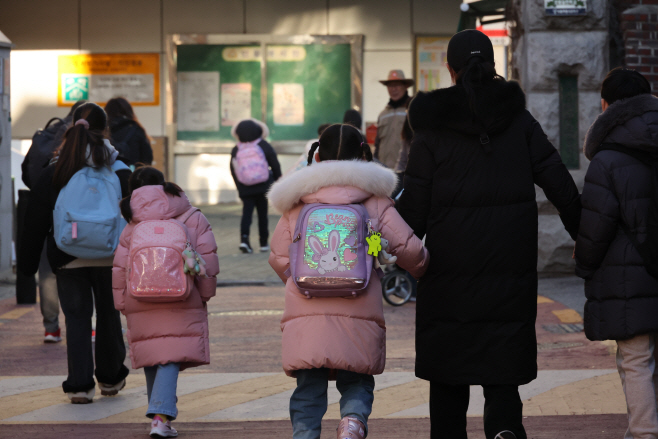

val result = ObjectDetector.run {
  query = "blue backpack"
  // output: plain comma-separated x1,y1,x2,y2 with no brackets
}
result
53,161,129,259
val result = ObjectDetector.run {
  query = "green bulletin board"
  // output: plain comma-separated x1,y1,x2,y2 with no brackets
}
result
172,35,361,145
177,45,261,142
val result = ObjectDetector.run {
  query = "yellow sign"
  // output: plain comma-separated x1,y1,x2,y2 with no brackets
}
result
58,53,160,106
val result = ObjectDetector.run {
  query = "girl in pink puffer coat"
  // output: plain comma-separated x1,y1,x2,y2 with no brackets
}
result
268,124,429,439
112,166,219,438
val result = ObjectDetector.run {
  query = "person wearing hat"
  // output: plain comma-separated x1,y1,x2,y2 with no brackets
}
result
398,30,581,439
374,70,414,169
230,118,282,253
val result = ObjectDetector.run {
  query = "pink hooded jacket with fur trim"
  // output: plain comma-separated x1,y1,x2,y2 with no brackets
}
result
268,160,429,377
112,185,219,371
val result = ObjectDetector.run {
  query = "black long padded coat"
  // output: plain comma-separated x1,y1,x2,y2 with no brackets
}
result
398,80,581,386
575,94,658,341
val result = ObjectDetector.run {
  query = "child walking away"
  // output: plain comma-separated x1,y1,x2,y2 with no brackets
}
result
112,166,219,438
230,118,282,253
268,124,429,439
575,68,658,439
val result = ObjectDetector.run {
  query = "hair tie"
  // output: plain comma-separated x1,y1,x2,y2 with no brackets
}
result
75,119,90,129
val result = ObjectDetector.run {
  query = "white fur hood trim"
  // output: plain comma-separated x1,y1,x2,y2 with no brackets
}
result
268,160,397,212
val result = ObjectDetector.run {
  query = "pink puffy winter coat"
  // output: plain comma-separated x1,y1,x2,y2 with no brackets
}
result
268,160,429,377
112,186,219,371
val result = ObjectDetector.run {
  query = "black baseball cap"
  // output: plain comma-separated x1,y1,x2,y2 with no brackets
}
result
447,30,495,72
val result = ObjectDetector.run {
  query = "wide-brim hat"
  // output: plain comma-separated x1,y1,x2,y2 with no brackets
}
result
379,69,415,87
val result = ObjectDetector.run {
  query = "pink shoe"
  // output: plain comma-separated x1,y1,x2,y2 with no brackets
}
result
150,415,178,438
337,417,365,439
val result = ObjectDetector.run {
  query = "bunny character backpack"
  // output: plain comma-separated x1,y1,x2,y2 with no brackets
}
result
287,203,374,298
232,140,270,186
53,161,129,259
127,208,200,302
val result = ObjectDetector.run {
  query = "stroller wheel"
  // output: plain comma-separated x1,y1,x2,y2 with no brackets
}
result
382,270,414,306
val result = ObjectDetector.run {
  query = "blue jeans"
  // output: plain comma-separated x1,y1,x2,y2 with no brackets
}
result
144,363,180,420
290,368,375,439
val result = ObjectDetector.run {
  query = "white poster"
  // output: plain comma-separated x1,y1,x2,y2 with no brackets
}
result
416,37,451,92
273,83,304,126
221,83,252,127
178,71,220,132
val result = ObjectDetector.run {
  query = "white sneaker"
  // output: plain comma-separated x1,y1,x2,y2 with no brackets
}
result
150,416,178,438
239,242,253,253
44,329,62,343
98,378,126,396
67,387,95,404
259,245,270,252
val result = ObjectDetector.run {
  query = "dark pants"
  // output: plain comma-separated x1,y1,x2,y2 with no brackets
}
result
241,193,269,245
56,266,129,393
429,382,527,439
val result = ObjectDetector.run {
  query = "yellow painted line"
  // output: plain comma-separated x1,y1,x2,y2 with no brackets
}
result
552,309,583,323
523,373,624,416
0,375,146,421
100,373,296,423
326,379,430,419
537,296,554,304
0,308,34,320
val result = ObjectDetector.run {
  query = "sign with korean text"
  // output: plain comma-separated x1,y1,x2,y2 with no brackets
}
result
58,53,160,106
545,0,587,16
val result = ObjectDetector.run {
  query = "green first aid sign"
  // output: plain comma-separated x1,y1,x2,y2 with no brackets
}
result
62,75,89,102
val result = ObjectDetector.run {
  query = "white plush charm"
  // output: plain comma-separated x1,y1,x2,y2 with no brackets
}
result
377,237,397,265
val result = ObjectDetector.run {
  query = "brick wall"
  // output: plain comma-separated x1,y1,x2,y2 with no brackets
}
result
623,3,658,94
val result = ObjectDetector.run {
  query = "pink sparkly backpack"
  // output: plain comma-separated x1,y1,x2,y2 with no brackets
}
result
127,207,199,302
232,140,270,186
286,203,374,298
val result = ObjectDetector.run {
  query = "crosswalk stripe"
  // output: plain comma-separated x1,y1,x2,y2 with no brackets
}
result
552,309,583,323
100,373,292,423
0,308,34,320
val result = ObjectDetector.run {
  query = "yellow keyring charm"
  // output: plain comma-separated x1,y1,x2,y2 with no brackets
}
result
366,232,382,257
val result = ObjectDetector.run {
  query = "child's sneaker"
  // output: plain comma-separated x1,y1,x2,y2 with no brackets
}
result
98,378,126,396
150,415,178,438
44,328,62,343
259,244,270,252
337,416,365,439
67,387,95,404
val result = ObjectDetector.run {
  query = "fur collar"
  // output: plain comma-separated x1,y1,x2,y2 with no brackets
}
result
268,160,397,212
584,94,658,160
408,79,526,135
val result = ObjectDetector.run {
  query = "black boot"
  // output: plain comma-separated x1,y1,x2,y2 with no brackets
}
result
239,235,253,254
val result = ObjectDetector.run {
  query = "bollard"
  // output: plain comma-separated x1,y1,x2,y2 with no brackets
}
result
15,189,36,304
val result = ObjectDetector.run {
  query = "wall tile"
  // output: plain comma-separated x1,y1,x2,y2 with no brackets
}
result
163,0,244,35
330,0,412,50
0,0,79,50
246,0,328,35
81,0,160,52
412,0,461,35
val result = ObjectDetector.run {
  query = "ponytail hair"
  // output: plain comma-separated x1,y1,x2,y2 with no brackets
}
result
308,124,373,165
53,103,108,190
455,57,503,117
120,165,182,223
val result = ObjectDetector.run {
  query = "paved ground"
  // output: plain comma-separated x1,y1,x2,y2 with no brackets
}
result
0,203,630,437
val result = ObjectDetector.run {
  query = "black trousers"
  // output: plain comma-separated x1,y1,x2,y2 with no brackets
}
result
56,266,129,393
241,193,269,245
430,382,527,439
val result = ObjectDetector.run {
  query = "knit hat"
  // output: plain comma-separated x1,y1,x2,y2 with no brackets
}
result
231,118,270,142
447,30,495,73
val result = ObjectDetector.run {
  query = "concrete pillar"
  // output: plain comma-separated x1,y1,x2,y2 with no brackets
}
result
0,30,11,277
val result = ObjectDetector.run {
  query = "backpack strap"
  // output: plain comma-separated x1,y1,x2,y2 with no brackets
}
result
44,117,64,130
111,160,130,172
179,207,200,225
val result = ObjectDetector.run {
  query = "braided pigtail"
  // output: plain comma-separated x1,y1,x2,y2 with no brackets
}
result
163,181,183,197
120,195,133,223
307,141,320,165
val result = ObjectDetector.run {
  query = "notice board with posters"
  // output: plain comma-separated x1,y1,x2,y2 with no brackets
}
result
57,53,160,106
169,34,363,147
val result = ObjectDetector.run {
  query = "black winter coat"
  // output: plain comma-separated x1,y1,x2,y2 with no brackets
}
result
18,162,131,274
575,94,658,341
230,139,282,198
109,118,153,166
398,80,581,386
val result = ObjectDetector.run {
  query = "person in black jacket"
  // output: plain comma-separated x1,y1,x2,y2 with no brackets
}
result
398,30,581,439
105,97,153,167
575,68,658,439
230,118,282,253
18,103,130,404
